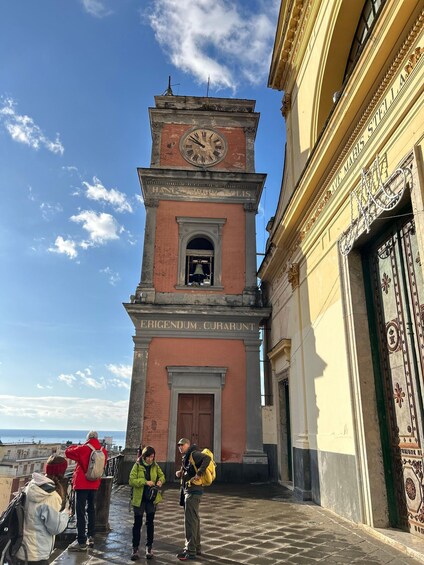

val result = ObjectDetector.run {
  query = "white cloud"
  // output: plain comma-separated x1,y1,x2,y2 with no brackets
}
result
126,230,138,246
0,395,128,429
48,236,79,259
70,210,122,244
100,267,121,286
58,367,118,391
0,97,64,155
106,364,132,379
58,373,77,386
36,383,53,390
75,369,105,389
40,202,63,221
83,176,133,213
146,0,279,91
28,186,36,202
109,378,130,390
81,0,112,18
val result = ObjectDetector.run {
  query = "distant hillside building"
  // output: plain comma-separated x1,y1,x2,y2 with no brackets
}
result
261,0,424,539
123,94,270,481
0,442,64,513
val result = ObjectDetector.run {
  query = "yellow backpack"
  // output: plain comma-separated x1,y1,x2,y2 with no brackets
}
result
189,448,216,486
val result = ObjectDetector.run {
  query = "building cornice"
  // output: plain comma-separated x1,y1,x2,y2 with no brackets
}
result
260,5,424,282
268,0,315,91
138,168,266,210
268,338,292,366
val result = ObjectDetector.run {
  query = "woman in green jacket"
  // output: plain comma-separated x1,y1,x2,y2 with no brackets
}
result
129,445,165,561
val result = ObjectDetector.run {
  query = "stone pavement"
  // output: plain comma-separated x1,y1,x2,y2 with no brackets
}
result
52,483,424,564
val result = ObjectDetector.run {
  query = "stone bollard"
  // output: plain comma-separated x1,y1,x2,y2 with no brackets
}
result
95,476,113,532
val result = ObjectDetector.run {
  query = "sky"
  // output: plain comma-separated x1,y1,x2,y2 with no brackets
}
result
0,0,285,432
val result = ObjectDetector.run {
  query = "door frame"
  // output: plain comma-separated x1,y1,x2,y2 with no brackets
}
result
166,366,227,464
277,369,293,483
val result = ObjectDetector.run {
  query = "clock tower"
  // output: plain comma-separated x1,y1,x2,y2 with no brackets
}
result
123,93,270,482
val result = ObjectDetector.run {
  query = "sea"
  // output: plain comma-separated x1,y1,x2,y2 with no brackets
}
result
0,428,126,448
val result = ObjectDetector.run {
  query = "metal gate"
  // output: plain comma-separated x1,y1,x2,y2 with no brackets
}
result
368,216,424,535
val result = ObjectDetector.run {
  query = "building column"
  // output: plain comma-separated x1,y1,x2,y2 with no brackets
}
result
243,338,268,481
243,203,258,306
136,199,158,303
123,337,151,471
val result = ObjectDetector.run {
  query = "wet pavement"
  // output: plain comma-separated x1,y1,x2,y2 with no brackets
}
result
52,483,424,564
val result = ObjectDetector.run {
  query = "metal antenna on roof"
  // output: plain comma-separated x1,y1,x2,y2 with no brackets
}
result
164,76,174,96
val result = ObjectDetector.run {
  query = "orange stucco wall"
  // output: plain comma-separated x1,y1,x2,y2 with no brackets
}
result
160,124,246,171
153,201,246,294
142,338,246,463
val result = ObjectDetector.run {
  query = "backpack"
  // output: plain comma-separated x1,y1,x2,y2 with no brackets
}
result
189,448,216,487
0,490,27,565
85,444,106,481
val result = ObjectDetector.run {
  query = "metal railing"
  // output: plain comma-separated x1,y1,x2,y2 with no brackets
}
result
105,453,124,485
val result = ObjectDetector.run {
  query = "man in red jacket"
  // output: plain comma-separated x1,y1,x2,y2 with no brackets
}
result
65,430,107,551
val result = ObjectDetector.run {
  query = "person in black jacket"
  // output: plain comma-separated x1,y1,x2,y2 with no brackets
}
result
175,438,211,561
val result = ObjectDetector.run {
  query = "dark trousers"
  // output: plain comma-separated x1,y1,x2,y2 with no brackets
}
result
17,561,49,565
184,493,201,556
132,501,155,549
75,489,96,544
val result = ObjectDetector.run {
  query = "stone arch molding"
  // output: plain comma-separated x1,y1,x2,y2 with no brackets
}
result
166,365,227,464
312,2,365,144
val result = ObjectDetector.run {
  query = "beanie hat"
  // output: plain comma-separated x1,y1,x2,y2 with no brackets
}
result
45,455,68,477
141,445,155,459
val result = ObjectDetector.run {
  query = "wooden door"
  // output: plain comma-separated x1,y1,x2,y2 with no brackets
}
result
365,217,424,536
175,394,214,466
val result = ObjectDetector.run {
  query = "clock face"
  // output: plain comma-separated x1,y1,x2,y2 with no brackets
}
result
180,128,227,167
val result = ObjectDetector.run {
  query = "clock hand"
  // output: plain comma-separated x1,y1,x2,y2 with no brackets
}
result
189,136,205,148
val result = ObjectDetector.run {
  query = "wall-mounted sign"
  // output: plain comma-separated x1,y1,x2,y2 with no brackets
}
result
329,69,408,196
140,319,256,332
339,155,412,256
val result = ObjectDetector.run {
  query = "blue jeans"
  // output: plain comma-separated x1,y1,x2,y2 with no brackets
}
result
75,489,96,544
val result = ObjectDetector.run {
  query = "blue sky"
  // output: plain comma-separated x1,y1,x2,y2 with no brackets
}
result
0,0,285,431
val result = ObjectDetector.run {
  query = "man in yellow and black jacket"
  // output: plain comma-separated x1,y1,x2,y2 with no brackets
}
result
175,438,211,561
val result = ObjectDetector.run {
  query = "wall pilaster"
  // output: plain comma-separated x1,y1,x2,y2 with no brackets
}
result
124,337,152,456
243,338,268,479
243,203,258,306
136,200,158,303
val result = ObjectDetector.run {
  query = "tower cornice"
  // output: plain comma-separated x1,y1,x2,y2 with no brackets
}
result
138,168,266,210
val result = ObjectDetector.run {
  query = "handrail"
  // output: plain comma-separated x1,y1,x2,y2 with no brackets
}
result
105,453,124,485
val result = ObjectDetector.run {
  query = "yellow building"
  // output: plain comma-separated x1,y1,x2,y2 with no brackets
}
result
260,0,424,537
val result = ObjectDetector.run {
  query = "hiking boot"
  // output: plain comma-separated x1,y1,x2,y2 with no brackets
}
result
87,536,94,547
177,551,196,561
131,548,140,561
146,546,153,559
68,540,88,552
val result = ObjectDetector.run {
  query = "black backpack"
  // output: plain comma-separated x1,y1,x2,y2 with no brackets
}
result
0,490,27,565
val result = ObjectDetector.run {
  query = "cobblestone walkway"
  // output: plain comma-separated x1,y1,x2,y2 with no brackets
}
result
53,483,424,564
